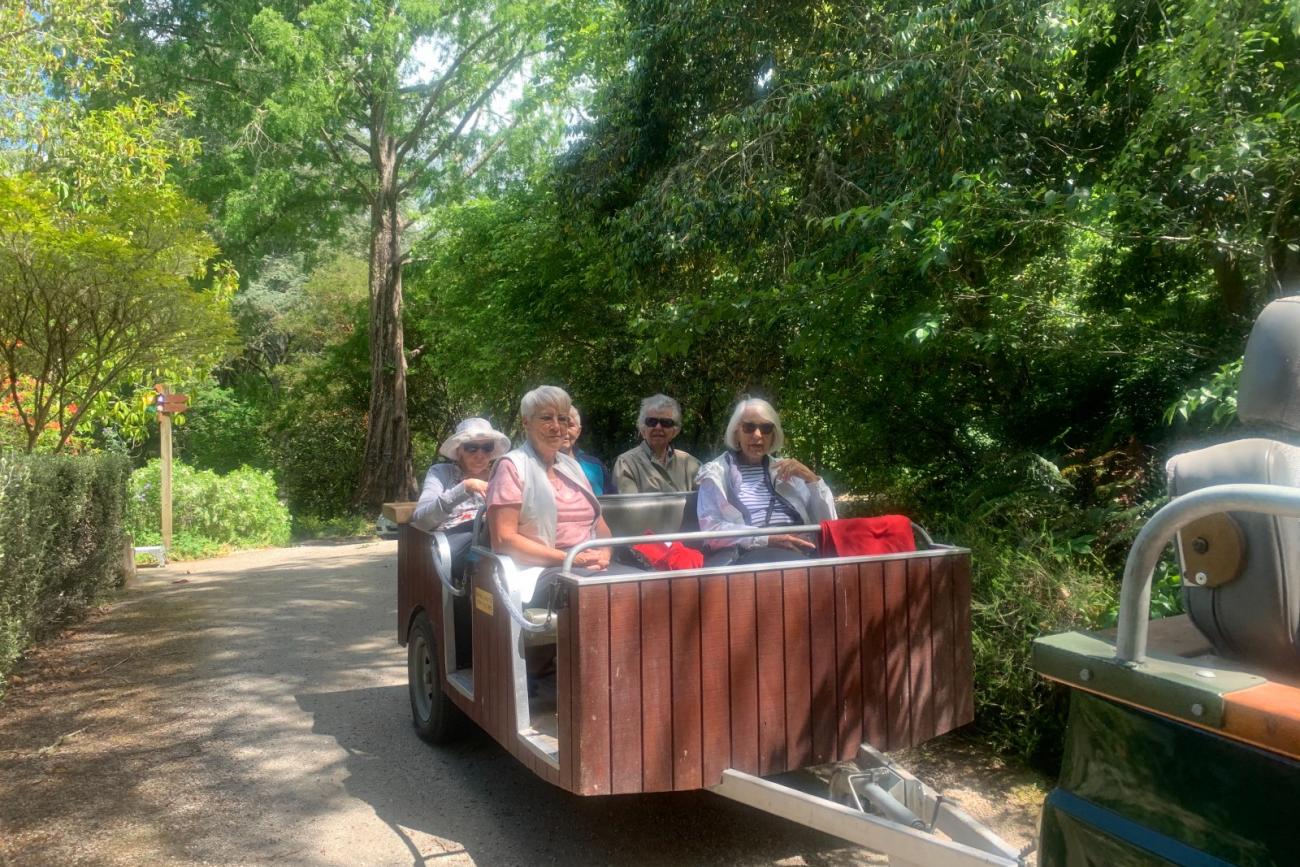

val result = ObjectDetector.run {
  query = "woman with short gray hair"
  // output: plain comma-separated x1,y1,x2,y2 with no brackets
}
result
487,386,639,606
612,393,701,494
695,397,836,565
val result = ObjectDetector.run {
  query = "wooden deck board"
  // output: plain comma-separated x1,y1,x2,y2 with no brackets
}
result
883,559,911,750
809,566,838,764
860,560,887,749
574,586,611,795
671,577,704,790
907,557,936,745
728,573,759,775
756,570,787,775
640,581,673,792
699,574,732,786
609,583,643,794
782,569,813,770
834,563,863,758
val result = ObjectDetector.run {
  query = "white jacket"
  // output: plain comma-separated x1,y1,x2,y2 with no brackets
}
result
695,451,837,550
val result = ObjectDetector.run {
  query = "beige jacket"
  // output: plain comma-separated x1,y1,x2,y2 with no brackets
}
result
612,442,701,494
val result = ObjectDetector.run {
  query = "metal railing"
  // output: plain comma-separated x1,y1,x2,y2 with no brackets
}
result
1115,483,1300,664
474,548,557,635
560,524,824,573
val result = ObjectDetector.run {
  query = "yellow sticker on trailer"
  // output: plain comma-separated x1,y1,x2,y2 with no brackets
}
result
474,587,494,616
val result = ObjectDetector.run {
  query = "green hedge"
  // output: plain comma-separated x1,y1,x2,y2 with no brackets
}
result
126,459,291,555
0,453,131,686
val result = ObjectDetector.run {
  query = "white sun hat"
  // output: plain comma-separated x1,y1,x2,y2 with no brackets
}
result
438,417,511,461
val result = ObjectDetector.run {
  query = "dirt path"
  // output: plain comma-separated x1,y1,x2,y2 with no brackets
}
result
0,541,1047,866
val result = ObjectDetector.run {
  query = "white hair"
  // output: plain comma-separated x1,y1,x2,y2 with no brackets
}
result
724,397,784,453
637,393,682,428
569,405,581,426
520,385,571,420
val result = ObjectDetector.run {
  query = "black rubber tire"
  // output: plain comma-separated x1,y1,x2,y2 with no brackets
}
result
407,611,466,743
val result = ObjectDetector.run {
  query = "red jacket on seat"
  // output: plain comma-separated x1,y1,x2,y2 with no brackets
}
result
820,515,915,557
630,539,705,571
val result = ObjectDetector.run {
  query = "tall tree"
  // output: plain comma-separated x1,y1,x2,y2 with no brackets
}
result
122,0,587,509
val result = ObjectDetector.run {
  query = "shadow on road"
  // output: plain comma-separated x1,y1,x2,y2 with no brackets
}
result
296,684,865,867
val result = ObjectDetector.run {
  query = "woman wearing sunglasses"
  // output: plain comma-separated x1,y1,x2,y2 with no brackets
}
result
695,397,837,565
413,417,511,538
612,393,702,493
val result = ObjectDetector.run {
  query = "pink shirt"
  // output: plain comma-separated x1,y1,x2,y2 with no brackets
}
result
487,460,597,551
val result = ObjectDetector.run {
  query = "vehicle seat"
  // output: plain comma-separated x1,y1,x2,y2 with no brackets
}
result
598,491,692,537
1166,297,1300,673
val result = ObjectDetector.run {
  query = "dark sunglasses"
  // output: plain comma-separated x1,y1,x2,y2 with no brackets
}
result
741,421,775,435
460,441,495,455
644,417,678,429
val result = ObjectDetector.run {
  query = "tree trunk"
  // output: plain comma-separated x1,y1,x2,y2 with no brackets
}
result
354,123,416,512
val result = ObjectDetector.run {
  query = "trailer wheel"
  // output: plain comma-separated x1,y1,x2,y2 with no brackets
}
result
408,611,466,743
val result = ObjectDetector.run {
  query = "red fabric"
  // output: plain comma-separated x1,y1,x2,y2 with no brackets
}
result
631,539,705,571
820,515,916,557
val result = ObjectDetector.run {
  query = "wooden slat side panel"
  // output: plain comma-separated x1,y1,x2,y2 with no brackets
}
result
883,559,911,750
860,560,887,749
755,570,787,775
782,568,813,770
558,599,575,792
574,585,612,795
640,580,673,792
699,575,731,787
671,577,703,790
929,554,957,736
608,583,643,794
907,557,936,746
952,553,975,726
809,566,838,765
834,562,863,759
728,573,759,775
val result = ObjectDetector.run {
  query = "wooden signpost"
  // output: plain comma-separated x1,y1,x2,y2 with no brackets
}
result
153,385,190,554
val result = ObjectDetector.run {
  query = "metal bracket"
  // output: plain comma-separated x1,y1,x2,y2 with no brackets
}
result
1032,631,1264,728
710,745,1020,866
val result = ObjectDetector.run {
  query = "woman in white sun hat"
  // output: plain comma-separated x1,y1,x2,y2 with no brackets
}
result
413,417,511,535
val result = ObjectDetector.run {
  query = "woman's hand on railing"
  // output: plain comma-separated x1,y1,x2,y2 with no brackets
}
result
768,533,817,552
573,547,611,570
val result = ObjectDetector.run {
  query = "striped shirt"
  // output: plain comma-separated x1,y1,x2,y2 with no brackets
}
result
736,462,801,527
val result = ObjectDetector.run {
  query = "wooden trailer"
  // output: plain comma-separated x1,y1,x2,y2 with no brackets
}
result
387,493,1021,866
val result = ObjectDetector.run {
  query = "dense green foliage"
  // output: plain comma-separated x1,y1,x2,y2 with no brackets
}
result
396,0,1300,764
86,0,1300,764
126,460,292,557
0,453,131,686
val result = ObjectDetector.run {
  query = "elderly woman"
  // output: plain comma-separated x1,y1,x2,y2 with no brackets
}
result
487,386,639,607
695,397,837,565
413,416,511,537
612,393,701,493
413,417,510,667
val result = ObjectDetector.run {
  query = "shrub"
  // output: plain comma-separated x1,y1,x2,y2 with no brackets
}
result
264,393,367,519
126,460,291,556
174,381,272,475
956,518,1117,769
0,453,131,686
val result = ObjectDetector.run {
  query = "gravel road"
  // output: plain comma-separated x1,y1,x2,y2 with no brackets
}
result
0,540,1043,867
